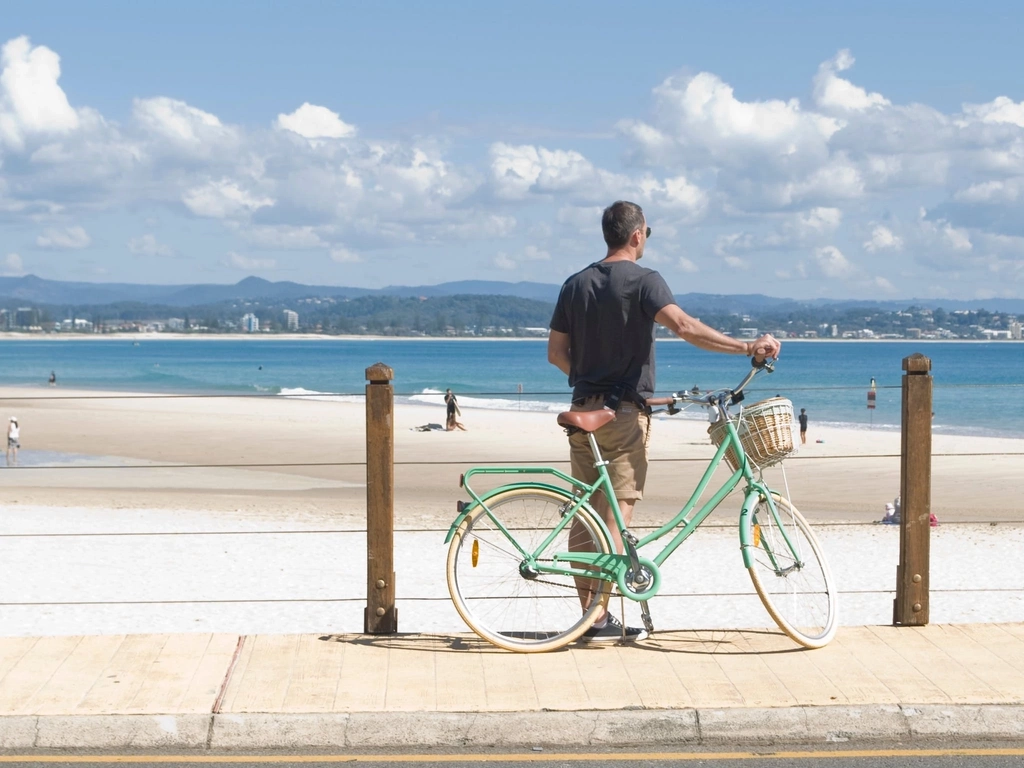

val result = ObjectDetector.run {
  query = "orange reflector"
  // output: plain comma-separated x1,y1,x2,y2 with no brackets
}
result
472,539,479,567
753,524,761,548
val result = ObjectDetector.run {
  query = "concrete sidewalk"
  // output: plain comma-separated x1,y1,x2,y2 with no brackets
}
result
0,624,1023,750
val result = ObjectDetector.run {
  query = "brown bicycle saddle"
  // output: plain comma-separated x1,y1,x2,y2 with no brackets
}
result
556,407,616,433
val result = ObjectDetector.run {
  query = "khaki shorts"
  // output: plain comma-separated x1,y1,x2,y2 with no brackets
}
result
568,395,652,502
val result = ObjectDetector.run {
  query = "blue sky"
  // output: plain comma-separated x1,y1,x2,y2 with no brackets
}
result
1,1,1023,299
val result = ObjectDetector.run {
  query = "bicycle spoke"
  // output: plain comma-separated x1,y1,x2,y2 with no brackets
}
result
447,488,612,652
747,493,837,648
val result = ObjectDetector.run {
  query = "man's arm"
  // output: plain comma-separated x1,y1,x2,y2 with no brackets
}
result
547,330,571,375
655,304,781,359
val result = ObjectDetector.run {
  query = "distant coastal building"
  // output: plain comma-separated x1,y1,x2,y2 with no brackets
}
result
167,318,186,331
15,307,38,328
60,318,94,332
283,309,299,331
241,313,260,333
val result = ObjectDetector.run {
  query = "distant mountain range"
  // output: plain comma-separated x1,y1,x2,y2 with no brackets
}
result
1,274,1022,314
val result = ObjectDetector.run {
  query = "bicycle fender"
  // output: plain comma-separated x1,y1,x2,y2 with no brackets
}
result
738,486,776,569
443,482,589,543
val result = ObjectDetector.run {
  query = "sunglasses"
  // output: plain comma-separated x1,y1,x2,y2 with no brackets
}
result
646,226,651,238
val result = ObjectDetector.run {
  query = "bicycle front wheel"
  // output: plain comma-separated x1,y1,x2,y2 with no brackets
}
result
745,493,838,648
447,487,613,653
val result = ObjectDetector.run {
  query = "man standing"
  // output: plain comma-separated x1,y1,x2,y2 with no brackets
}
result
547,200,780,642
799,408,808,444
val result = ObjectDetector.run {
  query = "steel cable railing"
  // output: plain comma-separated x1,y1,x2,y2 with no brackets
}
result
2,384,1022,615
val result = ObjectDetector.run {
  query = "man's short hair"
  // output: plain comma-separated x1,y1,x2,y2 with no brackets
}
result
602,201,645,249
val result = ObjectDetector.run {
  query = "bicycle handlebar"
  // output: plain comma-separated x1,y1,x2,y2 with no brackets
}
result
647,357,777,411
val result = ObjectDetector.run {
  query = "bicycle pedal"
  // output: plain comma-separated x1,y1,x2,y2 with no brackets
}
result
640,601,655,634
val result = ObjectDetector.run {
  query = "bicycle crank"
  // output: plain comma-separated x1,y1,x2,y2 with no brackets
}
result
616,556,661,600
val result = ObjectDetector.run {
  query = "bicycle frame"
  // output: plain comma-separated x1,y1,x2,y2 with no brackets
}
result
445,410,793,602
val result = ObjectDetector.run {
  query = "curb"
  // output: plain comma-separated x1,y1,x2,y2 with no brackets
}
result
1,705,1023,750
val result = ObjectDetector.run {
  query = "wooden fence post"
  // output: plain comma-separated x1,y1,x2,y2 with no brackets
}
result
893,353,932,626
364,362,397,633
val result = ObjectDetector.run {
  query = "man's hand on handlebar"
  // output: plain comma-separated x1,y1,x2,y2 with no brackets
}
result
745,333,781,364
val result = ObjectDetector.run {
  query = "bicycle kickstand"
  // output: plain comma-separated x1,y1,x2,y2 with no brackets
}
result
621,530,655,634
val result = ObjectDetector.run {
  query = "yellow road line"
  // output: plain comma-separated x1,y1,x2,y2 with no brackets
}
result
1,748,1023,762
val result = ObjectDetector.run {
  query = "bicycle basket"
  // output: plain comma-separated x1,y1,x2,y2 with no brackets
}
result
708,397,796,470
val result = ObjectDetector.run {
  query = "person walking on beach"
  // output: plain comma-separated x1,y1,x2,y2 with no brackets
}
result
48,371,56,387
548,200,780,643
444,388,467,432
6,417,19,466
799,408,808,445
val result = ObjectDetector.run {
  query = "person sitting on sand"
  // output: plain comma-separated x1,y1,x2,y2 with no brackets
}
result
6,417,19,466
444,389,467,432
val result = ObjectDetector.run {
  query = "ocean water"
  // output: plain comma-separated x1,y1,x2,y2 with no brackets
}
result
0,338,1021,438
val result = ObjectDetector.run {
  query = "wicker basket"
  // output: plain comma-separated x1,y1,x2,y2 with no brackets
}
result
708,397,796,471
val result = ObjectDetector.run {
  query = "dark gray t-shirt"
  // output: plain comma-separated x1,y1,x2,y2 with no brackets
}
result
549,260,676,401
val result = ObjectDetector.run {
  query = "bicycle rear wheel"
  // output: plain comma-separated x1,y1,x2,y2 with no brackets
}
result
447,487,613,652
746,493,838,648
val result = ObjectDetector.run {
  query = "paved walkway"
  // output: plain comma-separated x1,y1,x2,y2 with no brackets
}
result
1,624,1023,749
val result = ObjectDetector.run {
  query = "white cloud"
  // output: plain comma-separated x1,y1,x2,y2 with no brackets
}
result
960,96,1024,128
521,244,550,261
276,103,356,139
723,255,748,270
873,276,897,293
953,178,1021,204
620,69,841,169
127,233,173,257
713,207,843,257
132,97,233,149
182,179,274,218
646,174,708,216
813,245,854,278
329,246,361,263
37,225,90,249
241,225,328,250
489,142,707,220
2,252,23,275
223,251,275,270
813,50,890,112
431,214,517,241
490,143,601,201
0,36,79,149
493,252,516,270
677,256,699,273
794,206,842,235
934,219,971,251
491,245,551,272
6,34,1024,297
863,224,903,252
713,232,753,257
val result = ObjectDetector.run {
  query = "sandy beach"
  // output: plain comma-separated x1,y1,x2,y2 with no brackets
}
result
0,384,1021,637
0,384,1020,526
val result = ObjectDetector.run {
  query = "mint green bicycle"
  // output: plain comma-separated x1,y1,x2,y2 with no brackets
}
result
445,359,838,653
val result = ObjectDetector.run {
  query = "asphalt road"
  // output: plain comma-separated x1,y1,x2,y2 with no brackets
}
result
2,744,1024,767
